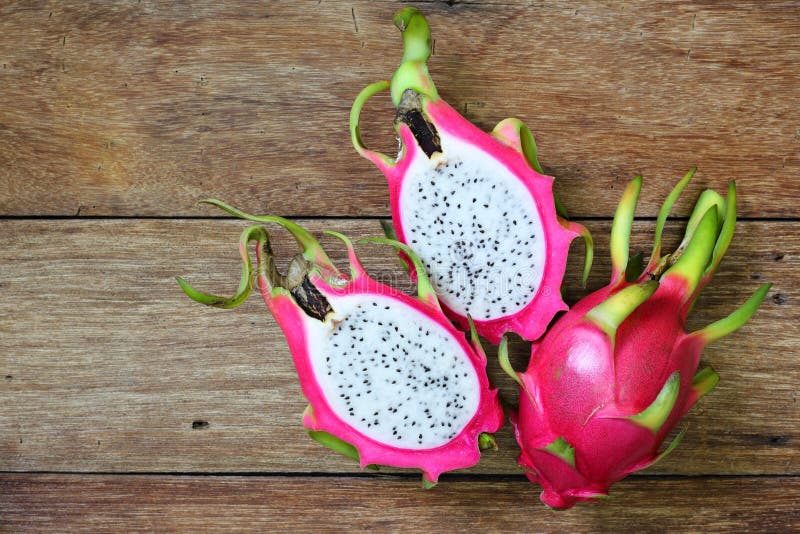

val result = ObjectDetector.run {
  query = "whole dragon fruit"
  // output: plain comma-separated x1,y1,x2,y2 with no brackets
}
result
350,8,592,343
177,200,504,486
500,172,770,508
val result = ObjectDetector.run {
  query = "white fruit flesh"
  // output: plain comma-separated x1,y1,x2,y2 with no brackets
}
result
305,293,480,449
399,133,545,321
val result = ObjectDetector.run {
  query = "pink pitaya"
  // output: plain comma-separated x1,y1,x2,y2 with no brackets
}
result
500,171,770,508
350,8,592,343
177,200,504,486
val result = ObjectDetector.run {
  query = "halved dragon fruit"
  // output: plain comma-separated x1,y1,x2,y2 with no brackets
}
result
350,8,592,343
500,171,770,508
177,200,504,485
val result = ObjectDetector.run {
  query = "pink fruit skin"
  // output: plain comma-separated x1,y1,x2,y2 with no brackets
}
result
352,8,590,344
379,99,580,344
513,276,704,509
508,176,769,509
255,245,505,483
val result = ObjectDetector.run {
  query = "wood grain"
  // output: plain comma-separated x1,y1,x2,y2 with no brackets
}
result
1,474,798,532
1,1,798,525
1,218,795,475
1,1,798,217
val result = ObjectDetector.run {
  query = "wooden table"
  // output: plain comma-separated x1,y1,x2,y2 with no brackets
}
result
1,2,798,531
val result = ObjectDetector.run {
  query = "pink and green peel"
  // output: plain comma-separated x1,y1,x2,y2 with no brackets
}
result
350,8,592,344
178,200,504,486
503,174,770,509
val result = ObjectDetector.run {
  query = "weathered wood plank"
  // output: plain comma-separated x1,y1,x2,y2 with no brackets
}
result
1,1,798,217
1,474,798,532
0,219,795,474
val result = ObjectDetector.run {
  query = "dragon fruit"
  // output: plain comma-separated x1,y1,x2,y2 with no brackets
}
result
500,171,770,508
350,8,592,343
177,200,504,486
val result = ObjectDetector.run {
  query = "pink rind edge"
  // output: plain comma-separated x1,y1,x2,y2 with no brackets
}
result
384,99,578,344
257,264,504,482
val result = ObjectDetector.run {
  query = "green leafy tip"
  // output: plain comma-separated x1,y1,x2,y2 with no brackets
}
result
380,220,399,241
566,220,594,288
324,230,364,280
176,224,268,309
647,429,685,469
681,189,725,249
554,195,569,219
691,367,720,400
628,371,681,433
610,176,642,284
358,237,440,309
467,315,487,361
350,80,394,168
518,121,545,175
390,8,438,105
198,198,337,274
625,252,645,283
541,436,576,468
422,476,438,489
492,118,545,175
379,221,411,274
308,430,360,462
692,283,771,344
664,207,719,294
705,180,737,278
308,431,379,471
649,168,696,270
478,433,498,451
497,336,522,386
585,280,659,339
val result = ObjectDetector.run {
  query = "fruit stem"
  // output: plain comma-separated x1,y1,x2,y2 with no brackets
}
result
391,8,439,105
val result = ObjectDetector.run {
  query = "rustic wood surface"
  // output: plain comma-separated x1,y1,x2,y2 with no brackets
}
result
1,1,799,218
1,0,798,531
2,475,798,532
0,219,796,476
